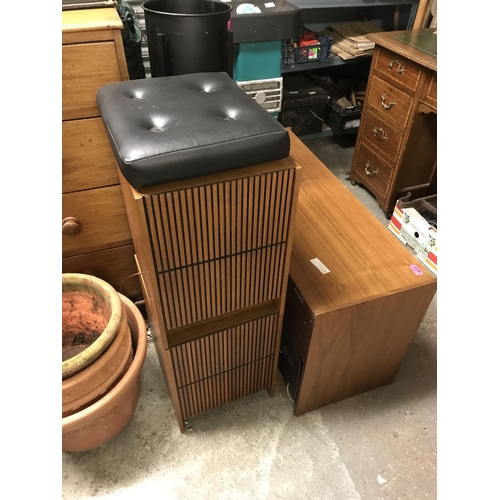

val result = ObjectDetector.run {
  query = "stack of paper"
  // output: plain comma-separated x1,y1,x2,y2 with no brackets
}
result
327,22,383,60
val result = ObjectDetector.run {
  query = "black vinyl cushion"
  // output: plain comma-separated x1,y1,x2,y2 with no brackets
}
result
96,72,290,190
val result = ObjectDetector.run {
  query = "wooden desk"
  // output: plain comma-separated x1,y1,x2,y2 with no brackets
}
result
280,131,437,416
350,29,437,217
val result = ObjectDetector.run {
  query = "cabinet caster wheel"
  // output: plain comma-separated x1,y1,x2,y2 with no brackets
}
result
183,420,193,430
385,211,393,220
350,179,358,186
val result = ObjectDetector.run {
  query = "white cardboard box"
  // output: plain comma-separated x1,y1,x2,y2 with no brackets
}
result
388,200,437,275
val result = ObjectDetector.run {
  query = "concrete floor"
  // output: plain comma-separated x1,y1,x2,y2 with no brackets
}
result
62,133,437,500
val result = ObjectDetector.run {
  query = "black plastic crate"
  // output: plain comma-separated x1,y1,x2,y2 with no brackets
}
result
281,26,333,67
324,98,362,135
279,75,329,136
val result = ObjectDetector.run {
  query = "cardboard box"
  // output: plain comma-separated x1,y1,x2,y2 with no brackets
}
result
388,197,438,275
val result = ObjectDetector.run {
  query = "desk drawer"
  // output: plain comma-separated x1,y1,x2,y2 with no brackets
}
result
352,142,393,199
62,185,132,257
375,47,422,93
358,109,403,164
422,71,437,112
62,42,122,120
63,118,119,193
367,75,413,130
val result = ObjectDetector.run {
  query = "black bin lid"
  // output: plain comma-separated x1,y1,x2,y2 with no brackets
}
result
230,0,301,43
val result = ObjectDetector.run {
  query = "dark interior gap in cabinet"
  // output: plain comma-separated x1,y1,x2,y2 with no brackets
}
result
394,111,437,193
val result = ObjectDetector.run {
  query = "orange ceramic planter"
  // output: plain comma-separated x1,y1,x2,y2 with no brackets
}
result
62,304,132,417
62,273,124,379
62,294,147,452
62,273,133,417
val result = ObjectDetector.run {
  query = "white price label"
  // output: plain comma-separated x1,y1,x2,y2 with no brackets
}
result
310,258,330,274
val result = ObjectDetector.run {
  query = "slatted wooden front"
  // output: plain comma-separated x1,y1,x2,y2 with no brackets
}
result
170,313,279,420
143,168,295,333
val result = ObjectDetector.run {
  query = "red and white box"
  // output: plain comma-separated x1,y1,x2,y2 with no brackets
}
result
388,200,437,276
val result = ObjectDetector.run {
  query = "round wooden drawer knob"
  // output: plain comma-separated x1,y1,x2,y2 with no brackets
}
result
62,217,81,236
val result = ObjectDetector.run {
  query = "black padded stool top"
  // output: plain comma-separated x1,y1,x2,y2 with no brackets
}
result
96,72,290,190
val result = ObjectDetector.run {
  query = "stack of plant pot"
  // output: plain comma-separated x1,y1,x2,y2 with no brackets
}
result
62,273,147,452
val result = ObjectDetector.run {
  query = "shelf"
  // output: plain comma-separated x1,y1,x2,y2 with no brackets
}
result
289,0,417,9
281,54,371,74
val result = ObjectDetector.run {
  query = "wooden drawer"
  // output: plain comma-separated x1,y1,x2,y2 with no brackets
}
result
62,244,141,298
62,185,132,257
63,118,119,193
357,108,403,164
352,142,393,199
170,312,280,420
421,71,437,112
62,42,122,121
367,75,413,130
375,47,422,93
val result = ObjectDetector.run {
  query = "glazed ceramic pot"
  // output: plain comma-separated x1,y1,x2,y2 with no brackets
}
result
62,273,125,379
62,293,147,452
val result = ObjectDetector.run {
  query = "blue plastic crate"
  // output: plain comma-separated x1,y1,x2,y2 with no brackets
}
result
281,26,333,67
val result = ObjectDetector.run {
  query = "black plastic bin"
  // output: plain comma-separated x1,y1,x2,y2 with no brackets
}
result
142,0,233,77
279,75,328,136
324,98,362,136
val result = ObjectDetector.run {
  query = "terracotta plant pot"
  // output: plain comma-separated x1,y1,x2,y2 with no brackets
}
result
62,273,125,379
62,308,132,417
62,293,147,452
62,273,133,417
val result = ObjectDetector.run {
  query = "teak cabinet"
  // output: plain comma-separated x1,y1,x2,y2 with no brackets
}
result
119,158,301,432
350,29,437,217
280,132,437,416
62,8,141,298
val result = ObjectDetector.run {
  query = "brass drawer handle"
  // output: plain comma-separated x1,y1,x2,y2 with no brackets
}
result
380,93,396,110
364,162,379,178
388,59,405,75
62,216,82,236
373,126,388,142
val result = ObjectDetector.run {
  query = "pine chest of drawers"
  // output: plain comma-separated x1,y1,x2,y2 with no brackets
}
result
62,8,141,298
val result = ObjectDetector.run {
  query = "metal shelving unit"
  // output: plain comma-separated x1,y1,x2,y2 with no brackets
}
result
289,0,418,16
282,0,420,75
279,0,421,138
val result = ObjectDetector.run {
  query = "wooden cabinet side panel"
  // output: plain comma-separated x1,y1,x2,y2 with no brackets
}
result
268,164,302,396
294,283,436,416
113,29,130,82
395,111,437,192
118,171,169,351
62,244,141,299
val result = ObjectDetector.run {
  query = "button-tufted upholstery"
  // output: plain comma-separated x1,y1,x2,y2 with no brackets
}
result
96,72,290,190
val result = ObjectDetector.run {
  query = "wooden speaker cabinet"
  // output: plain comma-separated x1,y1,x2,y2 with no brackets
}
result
280,132,437,416
119,157,301,431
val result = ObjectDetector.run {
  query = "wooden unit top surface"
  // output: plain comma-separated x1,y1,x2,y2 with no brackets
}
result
288,131,436,315
62,7,122,33
133,156,299,197
367,29,437,72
